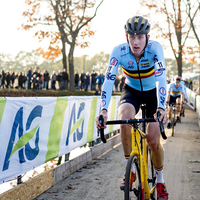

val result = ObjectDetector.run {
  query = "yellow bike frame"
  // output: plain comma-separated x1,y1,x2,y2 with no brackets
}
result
131,127,156,200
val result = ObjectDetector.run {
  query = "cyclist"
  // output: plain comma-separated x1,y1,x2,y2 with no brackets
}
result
96,16,168,199
166,76,184,128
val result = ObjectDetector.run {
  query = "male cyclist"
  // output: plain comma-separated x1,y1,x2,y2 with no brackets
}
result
96,16,168,199
166,76,184,128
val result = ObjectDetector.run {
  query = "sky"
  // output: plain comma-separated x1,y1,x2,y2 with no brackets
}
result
0,0,140,58
0,0,171,59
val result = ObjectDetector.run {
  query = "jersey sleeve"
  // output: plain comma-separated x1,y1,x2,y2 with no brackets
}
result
101,47,120,111
153,42,167,110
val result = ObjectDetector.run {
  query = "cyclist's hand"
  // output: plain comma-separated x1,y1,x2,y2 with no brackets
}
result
154,108,168,124
95,109,108,129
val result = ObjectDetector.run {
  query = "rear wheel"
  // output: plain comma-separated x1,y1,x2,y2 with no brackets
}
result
124,155,141,200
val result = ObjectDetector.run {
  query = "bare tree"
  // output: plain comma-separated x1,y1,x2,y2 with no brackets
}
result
21,0,104,90
185,0,200,93
140,0,199,77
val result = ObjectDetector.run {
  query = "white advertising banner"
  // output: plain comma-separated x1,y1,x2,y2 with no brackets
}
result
0,96,120,183
186,87,196,110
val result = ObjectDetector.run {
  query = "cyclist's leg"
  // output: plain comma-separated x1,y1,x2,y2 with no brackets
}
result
118,85,140,190
146,123,164,180
118,85,139,158
147,123,168,199
118,102,135,156
145,94,168,198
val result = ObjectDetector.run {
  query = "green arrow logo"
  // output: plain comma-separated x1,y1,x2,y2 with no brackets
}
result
9,125,39,160
69,117,84,137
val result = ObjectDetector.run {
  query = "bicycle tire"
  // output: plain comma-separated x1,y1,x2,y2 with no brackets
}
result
125,155,142,200
147,147,157,199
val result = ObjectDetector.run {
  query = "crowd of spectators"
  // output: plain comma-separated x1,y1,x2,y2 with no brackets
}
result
0,67,126,93
0,67,69,91
1,66,197,94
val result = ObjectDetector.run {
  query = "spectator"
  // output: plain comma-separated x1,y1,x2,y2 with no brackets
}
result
37,76,43,90
32,74,38,90
80,70,86,90
62,68,68,90
27,67,32,89
18,72,24,89
85,72,90,91
57,70,63,90
51,71,57,90
23,72,28,89
91,70,97,91
74,71,79,90
96,73,104,91
5,71,11,88
43,69,50,90
10,71,16,88
32,67,39,79
1,69,6,88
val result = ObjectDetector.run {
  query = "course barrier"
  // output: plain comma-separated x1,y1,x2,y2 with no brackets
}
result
0,96,120,184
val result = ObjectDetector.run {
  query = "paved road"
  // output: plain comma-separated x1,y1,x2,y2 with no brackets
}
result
35,104,200,200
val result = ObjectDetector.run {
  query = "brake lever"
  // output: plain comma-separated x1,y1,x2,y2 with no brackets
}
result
98,115,106,143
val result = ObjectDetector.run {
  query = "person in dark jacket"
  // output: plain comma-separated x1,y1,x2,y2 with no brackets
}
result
80,70,86,90
62,68,68,90
74,71,80,90
5,71,11,88
27,67,32,89
91,70,97,91
43,69,50,90
85,72,90,91
57,70,63,90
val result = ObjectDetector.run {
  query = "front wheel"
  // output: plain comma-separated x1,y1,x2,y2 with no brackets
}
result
124,155,142,200
147,147,157,199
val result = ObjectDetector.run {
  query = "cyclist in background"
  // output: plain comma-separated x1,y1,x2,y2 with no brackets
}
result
166,77,184,128
96,16,168,200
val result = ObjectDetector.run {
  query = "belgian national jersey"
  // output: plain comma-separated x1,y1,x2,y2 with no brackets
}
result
101,40,167,111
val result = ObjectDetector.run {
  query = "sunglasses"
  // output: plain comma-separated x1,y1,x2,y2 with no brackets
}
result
176,81,180,83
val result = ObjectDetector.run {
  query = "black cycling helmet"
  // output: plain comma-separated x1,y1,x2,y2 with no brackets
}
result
176,76,181,82
125,16,150,35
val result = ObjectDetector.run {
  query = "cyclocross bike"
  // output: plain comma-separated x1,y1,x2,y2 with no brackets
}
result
99,105,167,200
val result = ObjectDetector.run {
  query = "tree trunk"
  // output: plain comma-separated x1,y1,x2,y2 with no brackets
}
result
177,54,182,77
177,0,182,77
61,38,67,71
68,44,75,91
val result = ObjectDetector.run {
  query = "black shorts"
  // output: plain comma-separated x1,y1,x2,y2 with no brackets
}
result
119,84,157,118
169,95,180,106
